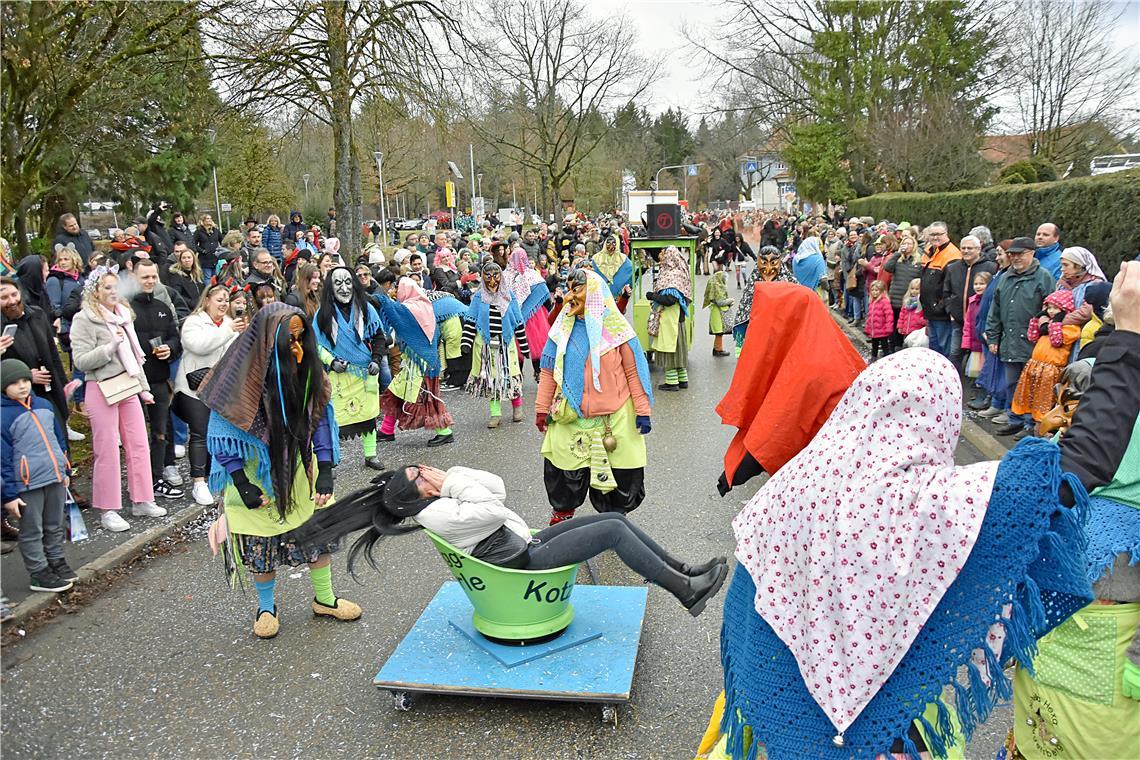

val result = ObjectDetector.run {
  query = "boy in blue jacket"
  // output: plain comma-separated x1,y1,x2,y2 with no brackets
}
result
1,358,76,592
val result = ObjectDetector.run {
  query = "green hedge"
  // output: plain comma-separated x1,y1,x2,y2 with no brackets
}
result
847,169,1140,278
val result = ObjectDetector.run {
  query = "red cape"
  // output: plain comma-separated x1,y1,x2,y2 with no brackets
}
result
716,282,865,486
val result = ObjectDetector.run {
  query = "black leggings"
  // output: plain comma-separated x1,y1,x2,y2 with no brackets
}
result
525,513,674,578
171,391,211,478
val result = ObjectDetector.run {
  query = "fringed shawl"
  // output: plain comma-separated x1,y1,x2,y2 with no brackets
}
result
719,438,1092,759
312,301,383,378
376,293,442,378
463,290,524,347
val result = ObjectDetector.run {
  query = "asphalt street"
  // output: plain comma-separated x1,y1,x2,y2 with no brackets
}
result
0,274,1009,759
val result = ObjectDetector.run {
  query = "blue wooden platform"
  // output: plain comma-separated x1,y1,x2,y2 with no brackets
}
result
374,582,648,705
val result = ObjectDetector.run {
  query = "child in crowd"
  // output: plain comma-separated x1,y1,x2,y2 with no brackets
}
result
1,359,77,593
1011,289,1081,425
863,280,894,360
895,277,926,339
703,263,734,357
961,271,992,377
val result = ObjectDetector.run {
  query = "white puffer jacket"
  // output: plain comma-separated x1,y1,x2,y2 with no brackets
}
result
413,467,530,555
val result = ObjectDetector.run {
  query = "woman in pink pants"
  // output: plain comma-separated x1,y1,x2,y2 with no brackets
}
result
69,268,165,532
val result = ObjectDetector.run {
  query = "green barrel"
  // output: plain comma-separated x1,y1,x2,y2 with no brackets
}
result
423,529,579,642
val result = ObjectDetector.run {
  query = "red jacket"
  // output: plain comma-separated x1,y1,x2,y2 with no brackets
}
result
896,298,927,335
864,295,895,339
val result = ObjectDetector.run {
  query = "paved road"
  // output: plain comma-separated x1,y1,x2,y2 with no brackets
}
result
0,276,1009,759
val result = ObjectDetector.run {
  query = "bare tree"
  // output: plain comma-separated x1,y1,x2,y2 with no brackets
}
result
462,0,659,215
1006,0,1140,164
204,0,455,252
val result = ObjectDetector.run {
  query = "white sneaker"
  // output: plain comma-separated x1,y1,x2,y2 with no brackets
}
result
162,465,184,486
100,511,131,532
976,406,1003,418
131,501,168,517
991,413,1010,425
67,426,86,442
174,444,187,459
192,481,215,506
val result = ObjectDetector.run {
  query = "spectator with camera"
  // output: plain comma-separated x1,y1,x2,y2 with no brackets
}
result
130,259,184,500
174,282,244,506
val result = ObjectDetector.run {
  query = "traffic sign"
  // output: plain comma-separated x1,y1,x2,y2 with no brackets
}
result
687,165,699,176
445,181,456,208
745,161,758,174
220,203,232,212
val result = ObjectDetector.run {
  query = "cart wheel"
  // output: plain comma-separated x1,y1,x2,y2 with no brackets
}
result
601,703,618,727
392,691,413,711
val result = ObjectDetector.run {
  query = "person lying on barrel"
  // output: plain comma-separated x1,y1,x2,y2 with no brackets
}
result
293,465,729,617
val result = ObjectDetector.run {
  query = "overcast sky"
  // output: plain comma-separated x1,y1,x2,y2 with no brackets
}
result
587,0,1140,131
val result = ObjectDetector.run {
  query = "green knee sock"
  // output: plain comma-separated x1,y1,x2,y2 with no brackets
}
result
665,368,679,384
436,426,452,436
489,399,502,417
362,430,377,457
310,564,335,606
677,367,688,382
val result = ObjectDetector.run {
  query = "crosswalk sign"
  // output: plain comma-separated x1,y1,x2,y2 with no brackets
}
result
745,160,758,173
687,165,699,176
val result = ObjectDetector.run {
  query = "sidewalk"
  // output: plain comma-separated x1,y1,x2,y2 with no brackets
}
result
1,453,210,621
828,309,1013,462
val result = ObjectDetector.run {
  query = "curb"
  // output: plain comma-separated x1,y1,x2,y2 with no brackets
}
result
7,502,208,627
828,311,1010,462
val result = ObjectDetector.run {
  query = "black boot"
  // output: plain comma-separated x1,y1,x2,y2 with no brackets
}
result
653,563,729,617
364,455,385,470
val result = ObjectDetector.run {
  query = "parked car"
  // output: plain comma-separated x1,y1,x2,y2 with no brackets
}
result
395,217,426,230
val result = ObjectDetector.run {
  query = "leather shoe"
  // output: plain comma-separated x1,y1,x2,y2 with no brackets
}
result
678,381,689,389
364,456,385,470
377,432,396,443
967,395,991,411
1013,428,1034,440
426,433,454,447
681,564,729,617
681,556,727,576
995,423,1023,436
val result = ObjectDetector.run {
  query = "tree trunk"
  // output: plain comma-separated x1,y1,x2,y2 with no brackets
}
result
14,214,29,259
324,0,359,255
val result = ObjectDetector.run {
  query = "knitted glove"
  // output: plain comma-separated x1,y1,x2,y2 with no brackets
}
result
315,462,333,497
230,469,263,510
635,415,651,435
535,413,547,433
1123,658,1140,701
645,291,658,303
366,361,381,376
329,358,349,373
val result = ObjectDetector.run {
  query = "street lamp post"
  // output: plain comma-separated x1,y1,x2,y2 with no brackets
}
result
373,151,387,244
207,129,222,226
476,173,483,219
302,173,310,208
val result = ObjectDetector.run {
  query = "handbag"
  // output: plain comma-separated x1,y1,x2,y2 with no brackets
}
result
186,367,210,391
646,305,662,338
845,266,858,291
96,372,143,405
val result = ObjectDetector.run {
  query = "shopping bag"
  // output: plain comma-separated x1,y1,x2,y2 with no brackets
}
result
67,490,89,542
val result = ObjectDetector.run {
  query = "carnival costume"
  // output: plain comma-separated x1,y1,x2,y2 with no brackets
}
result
1009,340,1140,760
730,245,797,357
504,247,552,381
199,303,360,639
646,246,692,391
1011,290,1081,423
461,261,530,427
425,288,469,388
703,268,734,357
709,347,1094,759
313,266,386,470
792,235,828,298
376,278,454,447
536,268,653,524
591,235,633,313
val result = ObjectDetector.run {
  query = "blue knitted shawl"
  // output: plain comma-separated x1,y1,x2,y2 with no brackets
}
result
1085,496,1140,585
719,438,1092,760
592,257,633,298
312,302,382,379
431,294,467,324
539,320,653,418
463,291,524,345
376,294,442,378
518,280,551,323
206,407,341,498
658,287,690,316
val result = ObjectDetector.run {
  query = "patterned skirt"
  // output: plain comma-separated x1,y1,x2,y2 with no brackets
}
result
381,375,453,431
233,531,339,574
1011,359,1063,421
